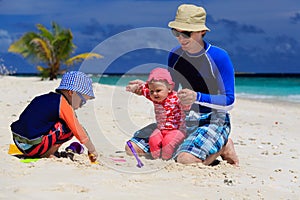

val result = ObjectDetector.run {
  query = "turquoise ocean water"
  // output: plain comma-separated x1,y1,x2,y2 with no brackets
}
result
92,75,300,104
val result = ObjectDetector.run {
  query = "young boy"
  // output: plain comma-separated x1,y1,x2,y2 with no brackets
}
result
10,71,98,162
126,68,190,160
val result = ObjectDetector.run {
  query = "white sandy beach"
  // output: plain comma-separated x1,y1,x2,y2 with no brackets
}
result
1,76,299,200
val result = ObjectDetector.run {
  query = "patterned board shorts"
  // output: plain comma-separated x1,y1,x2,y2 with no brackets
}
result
130,111,230,161
13,121,73,158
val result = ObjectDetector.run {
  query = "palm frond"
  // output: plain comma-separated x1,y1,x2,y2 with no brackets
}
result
36,65,51,80
65,53,103,66
8,32,42,59
8,39,29,55
52,29,74,60
30,38,52,63
51,22,62,37
36,24,54,42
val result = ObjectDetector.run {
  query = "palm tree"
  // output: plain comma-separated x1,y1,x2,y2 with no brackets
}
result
8,22,102,80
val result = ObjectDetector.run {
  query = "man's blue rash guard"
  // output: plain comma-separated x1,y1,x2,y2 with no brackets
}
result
168,41,235,113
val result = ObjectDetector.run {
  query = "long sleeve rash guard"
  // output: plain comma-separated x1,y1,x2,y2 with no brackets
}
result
168,41,235,113
11,92,89,144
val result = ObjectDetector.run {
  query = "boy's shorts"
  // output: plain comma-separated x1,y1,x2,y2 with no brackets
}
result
13,121,73,157
130,111,230,160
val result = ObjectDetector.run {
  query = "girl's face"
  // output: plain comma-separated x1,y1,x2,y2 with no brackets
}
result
148,81,171,103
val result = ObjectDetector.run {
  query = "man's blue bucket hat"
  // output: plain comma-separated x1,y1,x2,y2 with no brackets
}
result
56,71,95,98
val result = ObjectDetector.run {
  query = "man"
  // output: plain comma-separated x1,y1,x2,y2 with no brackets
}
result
126,4,239,166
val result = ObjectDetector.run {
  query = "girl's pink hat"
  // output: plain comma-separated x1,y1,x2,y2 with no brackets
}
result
147,67,174,87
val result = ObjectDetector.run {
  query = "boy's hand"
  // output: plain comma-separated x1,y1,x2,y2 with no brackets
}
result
88,150,98,162
83,140,98,162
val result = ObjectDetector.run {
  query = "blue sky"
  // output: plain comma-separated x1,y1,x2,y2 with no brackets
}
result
0,0,300,74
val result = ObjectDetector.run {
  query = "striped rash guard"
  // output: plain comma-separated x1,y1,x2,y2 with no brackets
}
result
168,41,235,113
11,92,89,145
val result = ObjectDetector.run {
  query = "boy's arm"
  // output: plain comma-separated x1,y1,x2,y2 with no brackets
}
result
83,139,97,162
59,97,98,161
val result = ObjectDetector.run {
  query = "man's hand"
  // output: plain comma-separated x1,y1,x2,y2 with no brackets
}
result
178,88,197,105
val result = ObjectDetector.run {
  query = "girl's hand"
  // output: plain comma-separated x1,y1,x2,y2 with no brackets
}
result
126,84,139,92
126,79,144,95
128,79,145,85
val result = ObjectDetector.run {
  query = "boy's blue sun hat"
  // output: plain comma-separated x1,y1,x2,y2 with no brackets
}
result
56,71,95,99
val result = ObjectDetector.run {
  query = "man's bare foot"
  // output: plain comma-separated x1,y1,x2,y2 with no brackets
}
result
221,138,239,166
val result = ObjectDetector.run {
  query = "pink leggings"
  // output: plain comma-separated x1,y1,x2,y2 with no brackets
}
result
149,129,185,160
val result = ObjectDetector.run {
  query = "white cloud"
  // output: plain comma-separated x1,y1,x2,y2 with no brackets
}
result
79,27,178,73
0,29,12,53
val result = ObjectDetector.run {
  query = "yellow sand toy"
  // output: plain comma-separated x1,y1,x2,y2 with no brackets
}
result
8,144,39,163
8,144,23,155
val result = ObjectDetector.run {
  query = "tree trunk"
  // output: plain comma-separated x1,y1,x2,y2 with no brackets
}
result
49,63,59,80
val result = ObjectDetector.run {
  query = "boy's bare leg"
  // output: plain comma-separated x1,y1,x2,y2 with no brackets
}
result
41,144,61,158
